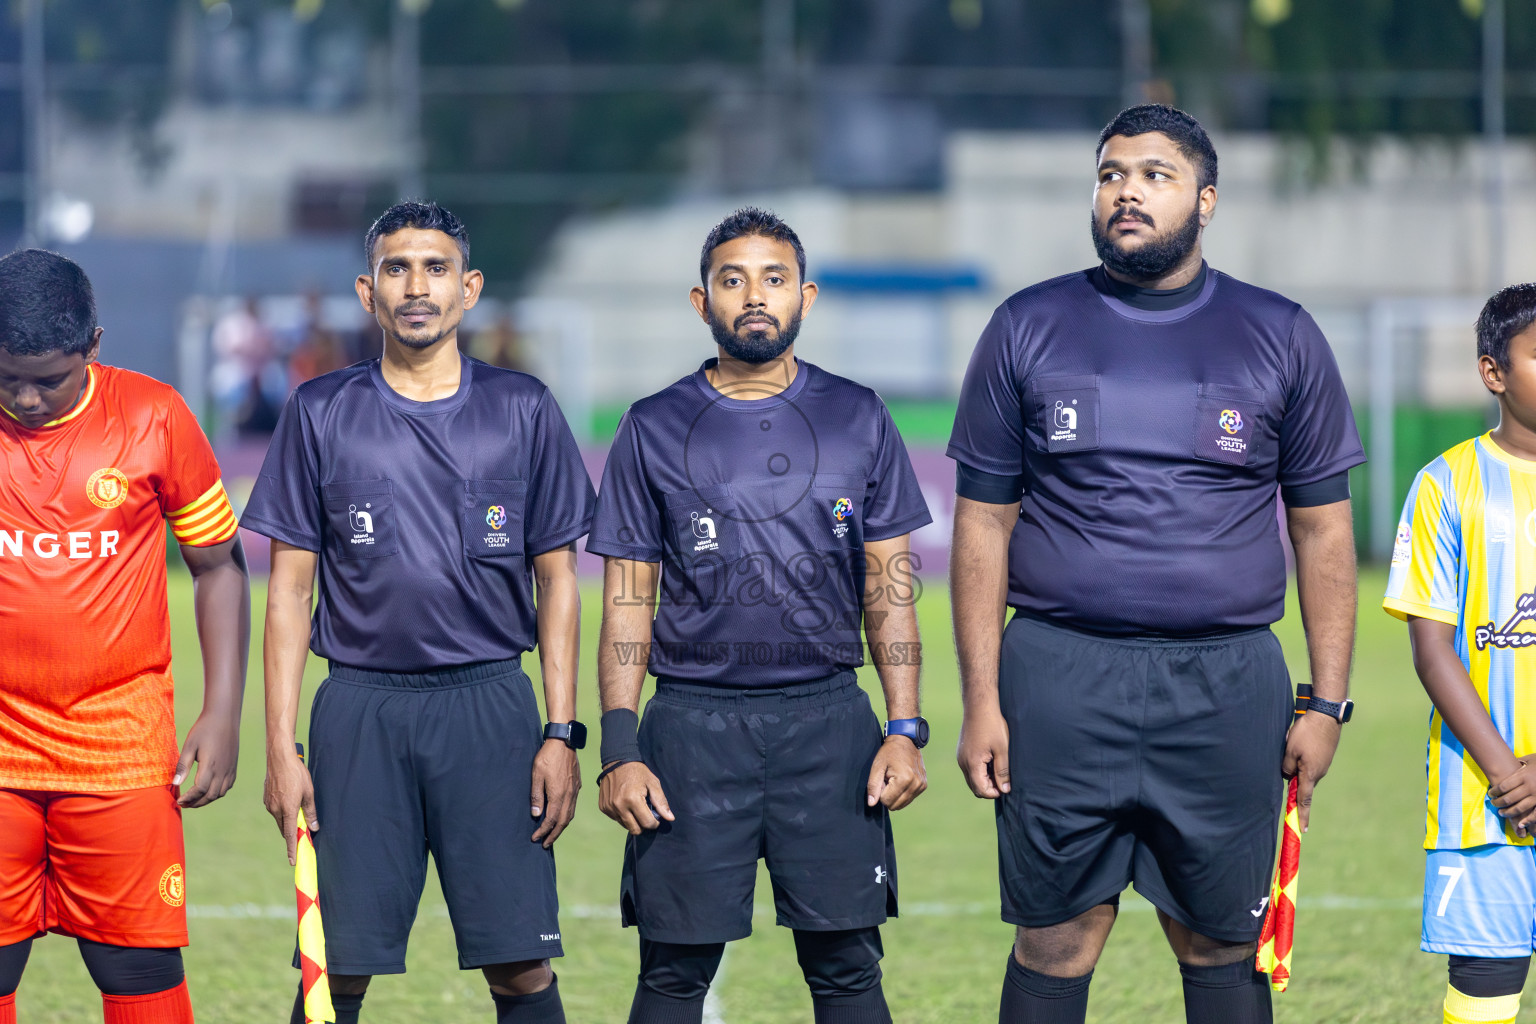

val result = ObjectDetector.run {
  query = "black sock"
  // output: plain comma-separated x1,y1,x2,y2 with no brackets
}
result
290,985,364,1024
492,974,565,1023
627,985,706,1024
0,938,32,996
998,955,1092,1024
1179,960,1271,1024
812,984,892,1024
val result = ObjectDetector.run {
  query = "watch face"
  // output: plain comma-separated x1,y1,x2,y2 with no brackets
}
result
915,718,931,748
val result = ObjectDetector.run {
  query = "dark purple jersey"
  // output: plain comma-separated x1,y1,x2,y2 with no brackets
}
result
241,355,595,671
587,359,932,686
948,266,1365,637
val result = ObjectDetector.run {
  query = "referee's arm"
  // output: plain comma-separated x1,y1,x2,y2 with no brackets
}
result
950,495,1021,800
1282,498,1356,832
262,539,321,866
864,533,927,811
530,542,582,848
595,557,675,834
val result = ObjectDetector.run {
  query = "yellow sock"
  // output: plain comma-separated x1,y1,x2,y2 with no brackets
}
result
1444,983,1520,1024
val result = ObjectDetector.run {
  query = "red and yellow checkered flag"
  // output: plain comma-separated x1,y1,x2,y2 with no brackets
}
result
295,805,334,1022
1255,775,1301,992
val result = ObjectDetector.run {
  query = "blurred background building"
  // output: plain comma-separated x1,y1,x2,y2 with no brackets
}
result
2,0,1534,567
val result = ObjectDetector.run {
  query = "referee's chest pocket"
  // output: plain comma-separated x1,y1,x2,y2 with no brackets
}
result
323,481,397,559
808,475,867,550
662,484,736,569
1029,375,1100,454
463,479,527,558
1190,384,1268,467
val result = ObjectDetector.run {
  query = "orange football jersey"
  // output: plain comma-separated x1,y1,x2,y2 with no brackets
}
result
0,363,237,790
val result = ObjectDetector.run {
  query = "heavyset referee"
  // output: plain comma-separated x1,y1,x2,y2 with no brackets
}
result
949,106,1366,1024
588,208,933,1024
244,202,595,1024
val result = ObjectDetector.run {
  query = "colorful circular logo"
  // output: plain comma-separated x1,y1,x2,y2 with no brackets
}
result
1218,409,1243,435
485,505,507,530
158,863,185,907
85,467,129,509
832,497,852,522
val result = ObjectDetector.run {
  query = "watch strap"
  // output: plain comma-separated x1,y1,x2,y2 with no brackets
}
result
1305,697,1353,723
885,717,928,748
543,720,588,749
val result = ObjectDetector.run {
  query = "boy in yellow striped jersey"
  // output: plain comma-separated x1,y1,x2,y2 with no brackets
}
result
1385,284,1536,1024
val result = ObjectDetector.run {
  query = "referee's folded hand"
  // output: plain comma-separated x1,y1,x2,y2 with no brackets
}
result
530,739,581,849
599,761,675,835
868,735,928,810
1281,711,1341,833
264,749,318,867
957,710,1011,800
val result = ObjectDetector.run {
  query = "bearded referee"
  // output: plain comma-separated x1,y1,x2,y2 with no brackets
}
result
588,208,932,1024
244,202,595,1024
949,105,1365,1024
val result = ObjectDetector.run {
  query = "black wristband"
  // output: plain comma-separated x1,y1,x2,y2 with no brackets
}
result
597,759,639,785
600,708,642,767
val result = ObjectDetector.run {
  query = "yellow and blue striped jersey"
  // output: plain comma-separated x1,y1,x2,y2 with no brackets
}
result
1384,433,1536,850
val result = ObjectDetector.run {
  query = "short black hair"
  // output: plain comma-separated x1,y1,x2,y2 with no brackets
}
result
1477,283,1536,369
364,200,470,270
1097,104,1218,191
699,207,806,286
0,248,98,357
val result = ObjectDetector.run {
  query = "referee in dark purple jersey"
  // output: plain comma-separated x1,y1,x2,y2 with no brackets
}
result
588,209,933,1024
949,107,1365,1024
246,203,594,1024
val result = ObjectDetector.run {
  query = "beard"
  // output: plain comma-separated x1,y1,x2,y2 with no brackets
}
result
389,301,457,349
1091,201,1202,282
708,305,802,364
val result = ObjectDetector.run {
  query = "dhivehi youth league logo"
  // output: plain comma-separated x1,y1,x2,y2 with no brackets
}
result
1218,409,1244,435
831,497,852,539
486,505,507,530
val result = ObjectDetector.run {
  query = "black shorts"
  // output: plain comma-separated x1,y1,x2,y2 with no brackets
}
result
996,614,1292,943
622,672,898,944
301,659,563,974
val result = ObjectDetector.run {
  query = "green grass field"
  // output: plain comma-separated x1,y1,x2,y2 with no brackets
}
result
13,570,1536,1022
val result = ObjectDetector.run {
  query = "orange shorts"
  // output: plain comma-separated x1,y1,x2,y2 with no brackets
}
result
0,786,188,947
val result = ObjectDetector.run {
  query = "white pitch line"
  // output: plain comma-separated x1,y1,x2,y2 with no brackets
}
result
186,895,1422,922
702,944,730,1024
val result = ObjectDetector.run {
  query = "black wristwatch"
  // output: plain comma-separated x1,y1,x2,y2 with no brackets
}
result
884,717,930,749
1305,697,1354,724
543,721,588,749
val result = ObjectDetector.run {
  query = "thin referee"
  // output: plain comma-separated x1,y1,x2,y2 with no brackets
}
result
244,202,595,1024
949,106,1365,1024
588,208,933,1023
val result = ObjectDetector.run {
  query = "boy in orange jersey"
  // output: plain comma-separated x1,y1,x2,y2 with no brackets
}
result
0,249,250,1024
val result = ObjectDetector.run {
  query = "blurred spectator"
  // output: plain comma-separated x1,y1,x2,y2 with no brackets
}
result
465,309,527,372
288,291,349,387
210,297,283,436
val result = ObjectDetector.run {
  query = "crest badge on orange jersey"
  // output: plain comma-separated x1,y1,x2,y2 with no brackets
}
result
85,467,130,509
159,863,185,907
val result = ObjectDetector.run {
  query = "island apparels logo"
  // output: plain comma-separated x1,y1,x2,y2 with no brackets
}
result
1474,590,1536,650
690,510,718,552
347,503,375,548
1051,399,1079,444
